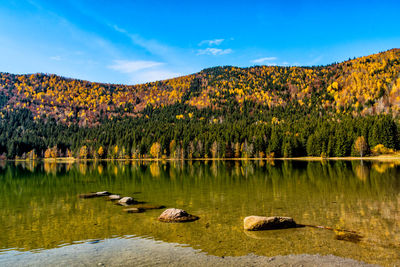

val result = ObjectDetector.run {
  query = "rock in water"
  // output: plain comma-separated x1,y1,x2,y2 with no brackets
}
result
130,204,165,210
334,231,362,243
244,216,296,231
79,193,98,198
96,191,111,196
108,194,121,200
124,207,145,213
118,197,135,205
158,208,199,222
79,191,111,198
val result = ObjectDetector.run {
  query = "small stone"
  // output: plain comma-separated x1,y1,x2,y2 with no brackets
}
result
96,191,111,196
243,216,296,231
118,197,135,205
158,208,199,223
79,193,98,198
124,207,145,213
130,204,165,210
79,191,111,198
334,231,362,243
108,194,121,200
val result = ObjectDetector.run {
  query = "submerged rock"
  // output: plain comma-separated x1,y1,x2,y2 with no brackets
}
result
79,191,111,198
96,191,111,196
108,194,121,201
131,204,165,210
334,231,362,243
244,216,296,231
158,208,199,222
124,207,145,213
118,197,135,205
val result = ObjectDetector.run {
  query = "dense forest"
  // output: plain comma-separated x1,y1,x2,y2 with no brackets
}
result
0,49,400,159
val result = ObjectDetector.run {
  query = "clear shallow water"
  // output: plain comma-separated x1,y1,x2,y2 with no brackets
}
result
0,160,399,266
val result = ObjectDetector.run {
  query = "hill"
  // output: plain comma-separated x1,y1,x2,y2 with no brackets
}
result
0,49,399,159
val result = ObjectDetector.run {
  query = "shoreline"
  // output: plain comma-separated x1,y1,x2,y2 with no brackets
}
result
7,154,400,163
0,236,377,267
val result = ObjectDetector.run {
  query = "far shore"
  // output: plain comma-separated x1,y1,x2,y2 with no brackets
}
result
7,154,400,163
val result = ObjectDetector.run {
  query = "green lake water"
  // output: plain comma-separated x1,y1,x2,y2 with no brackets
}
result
0,160,399,266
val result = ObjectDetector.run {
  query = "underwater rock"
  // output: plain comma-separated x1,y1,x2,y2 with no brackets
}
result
79,191,111,198
130,204,165,210
108,194,121,200
96,191,111,196
158,208,199,222
334,231,362,243
118,197,135,205
124,207,145,213
244,216,296,231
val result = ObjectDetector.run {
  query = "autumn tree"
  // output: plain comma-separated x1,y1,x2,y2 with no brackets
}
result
98,146,104,159
354,136,368,157
150,142,162,158
44,148,51,158
66,148,73,158
210,141,219,158
79,145,88,159
27,150,37,160
169,140,176,158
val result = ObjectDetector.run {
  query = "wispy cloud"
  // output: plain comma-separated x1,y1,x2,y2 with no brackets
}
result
251,57,278,64
108,59,182,84
112,25,170,59
197,48,233,56
199,39,224,46
109,25,192,83
108,60,164,73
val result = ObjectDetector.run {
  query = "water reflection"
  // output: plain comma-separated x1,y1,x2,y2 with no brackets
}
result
0,160,399,266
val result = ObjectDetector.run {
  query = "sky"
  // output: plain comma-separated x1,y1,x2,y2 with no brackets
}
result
0,0,399,85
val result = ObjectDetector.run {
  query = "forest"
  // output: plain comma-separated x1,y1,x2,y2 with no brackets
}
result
0,49,399,159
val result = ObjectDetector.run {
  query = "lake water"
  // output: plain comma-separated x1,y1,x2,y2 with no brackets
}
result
0,160,399,266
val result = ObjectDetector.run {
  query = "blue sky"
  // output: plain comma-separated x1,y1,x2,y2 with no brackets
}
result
0,0,399,84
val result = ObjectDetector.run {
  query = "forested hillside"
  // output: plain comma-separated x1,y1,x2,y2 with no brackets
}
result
0,49,399,159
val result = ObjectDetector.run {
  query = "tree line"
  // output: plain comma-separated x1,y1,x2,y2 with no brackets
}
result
0,100,398,160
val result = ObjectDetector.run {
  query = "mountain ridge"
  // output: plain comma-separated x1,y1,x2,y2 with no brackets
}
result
0,49,400,159
0,48,399,126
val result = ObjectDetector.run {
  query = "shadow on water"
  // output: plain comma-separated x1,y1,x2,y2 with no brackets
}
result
0,160,399,266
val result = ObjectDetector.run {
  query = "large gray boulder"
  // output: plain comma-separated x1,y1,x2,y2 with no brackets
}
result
158,208,199,222
244,216,296,231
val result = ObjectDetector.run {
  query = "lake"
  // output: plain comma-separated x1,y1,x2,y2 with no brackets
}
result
0,160,399,266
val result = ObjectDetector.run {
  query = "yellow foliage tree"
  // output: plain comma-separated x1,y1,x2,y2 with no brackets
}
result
150,142,161,158
354,136,368,157
79,146,88,159
44,148,51,158
98,146,104,158
371,144,394,155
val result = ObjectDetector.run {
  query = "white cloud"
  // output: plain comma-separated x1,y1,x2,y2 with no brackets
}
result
199,39,224,46
108,59,181,84
108,60,164,73
109,25,199,83
251,57,278,64
197,48,233,56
